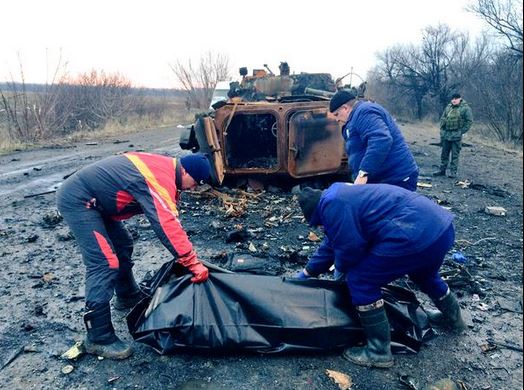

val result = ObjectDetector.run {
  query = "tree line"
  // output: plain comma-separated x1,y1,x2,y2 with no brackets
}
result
0,70,180,143
1,0,521,145
368,0,522,143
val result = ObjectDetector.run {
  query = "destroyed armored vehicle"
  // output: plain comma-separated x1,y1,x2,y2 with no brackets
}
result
180,63,353,184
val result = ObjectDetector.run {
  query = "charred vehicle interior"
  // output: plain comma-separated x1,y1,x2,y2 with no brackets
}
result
179,62,365,184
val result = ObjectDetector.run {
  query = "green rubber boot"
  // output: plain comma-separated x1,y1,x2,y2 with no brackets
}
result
343,301,394,368
427,289,466,332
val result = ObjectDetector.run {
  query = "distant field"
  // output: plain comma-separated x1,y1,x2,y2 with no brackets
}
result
0,86,195,152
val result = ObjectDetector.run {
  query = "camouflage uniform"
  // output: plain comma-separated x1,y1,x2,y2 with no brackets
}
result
438,99,473,176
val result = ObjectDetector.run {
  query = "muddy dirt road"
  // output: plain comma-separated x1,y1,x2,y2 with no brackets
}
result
0,124,522,389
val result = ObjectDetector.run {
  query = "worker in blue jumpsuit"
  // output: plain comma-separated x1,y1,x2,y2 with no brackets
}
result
329,90,419,191
296,183,465,368
57,152,212,359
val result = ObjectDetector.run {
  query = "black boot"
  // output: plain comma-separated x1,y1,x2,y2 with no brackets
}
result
83,305,134,360
432,168,446,176
427,289,466,332
113,268,144,310
112,289,146,310
343,301,394,368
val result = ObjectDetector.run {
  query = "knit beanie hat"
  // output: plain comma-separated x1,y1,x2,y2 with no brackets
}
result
297,187,323,225
451,92,461,99
329,90,356,113
180,153,211,184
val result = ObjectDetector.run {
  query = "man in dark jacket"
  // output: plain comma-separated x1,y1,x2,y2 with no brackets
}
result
329,90,419,191
57,152,212,359
433,93,473,178
296,183,465,368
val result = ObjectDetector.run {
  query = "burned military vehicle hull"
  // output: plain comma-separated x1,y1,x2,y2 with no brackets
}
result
179,65,348,184
181,100,347,184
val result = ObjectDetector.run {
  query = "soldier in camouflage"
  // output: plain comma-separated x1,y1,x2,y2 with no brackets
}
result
433,93,473,178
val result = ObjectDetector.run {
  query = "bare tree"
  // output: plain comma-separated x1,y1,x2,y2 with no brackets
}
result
170,52,230,110
372,21,522,143
467,0,523,56
466,0,523,142
376,46,429,119
58,70,137,131
0,51,69,142
375,25,462,119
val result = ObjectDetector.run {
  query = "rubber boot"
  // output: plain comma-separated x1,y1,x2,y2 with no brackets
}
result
342,301,394,368
113,268,145,310
447,171,457,178
83,305,134,360
427,289,466,332
432,168,446,176
113,289,146,310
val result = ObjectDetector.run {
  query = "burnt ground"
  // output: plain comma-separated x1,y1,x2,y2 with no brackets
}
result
0,123,522,390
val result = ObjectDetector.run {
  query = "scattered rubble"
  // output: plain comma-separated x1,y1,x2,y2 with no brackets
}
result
0,124,521,389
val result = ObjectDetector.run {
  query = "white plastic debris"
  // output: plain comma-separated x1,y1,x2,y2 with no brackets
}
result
484,206,507,216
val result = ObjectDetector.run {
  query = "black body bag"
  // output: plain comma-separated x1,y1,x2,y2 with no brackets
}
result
127,260,434,354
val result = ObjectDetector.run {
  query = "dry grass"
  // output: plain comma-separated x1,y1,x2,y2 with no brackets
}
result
400,120,522,156
468,125,523,155
0,127,37,154
0,100,195,155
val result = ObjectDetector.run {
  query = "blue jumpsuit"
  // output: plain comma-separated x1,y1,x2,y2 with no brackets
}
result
343,101,419,191
305,183,453,305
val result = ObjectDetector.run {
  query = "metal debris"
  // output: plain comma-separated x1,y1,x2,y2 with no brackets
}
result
192,188,260,218
23,190,57,198
480,342,497,353
440,265,474,288
1,346,24,370
399,374,420,389
42,211,63,227
108,376,120,383
455,237,496,247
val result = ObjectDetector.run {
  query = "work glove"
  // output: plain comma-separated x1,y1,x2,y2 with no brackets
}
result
295,269,311,280
187,262,209,283
177,251,209,283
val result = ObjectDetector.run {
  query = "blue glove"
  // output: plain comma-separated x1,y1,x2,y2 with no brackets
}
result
295,270,310,280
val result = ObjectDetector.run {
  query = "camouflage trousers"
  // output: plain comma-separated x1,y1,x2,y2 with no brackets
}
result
440,139,462,174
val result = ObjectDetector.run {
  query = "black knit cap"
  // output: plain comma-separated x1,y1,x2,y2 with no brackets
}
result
180,153,211,184
329,90,356,113
451,92,461,99
297,187,323,225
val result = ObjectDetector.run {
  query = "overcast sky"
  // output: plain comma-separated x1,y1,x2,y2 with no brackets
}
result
1,0,487,88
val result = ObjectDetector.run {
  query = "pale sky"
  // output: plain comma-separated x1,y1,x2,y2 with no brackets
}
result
1,0,487,89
